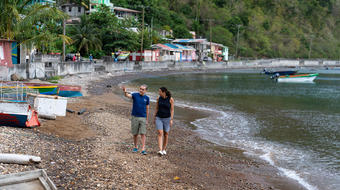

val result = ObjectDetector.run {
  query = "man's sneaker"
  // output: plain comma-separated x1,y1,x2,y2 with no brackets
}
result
162,150,167,155
141,150,147,155
132,148,138,153
158,151,164,156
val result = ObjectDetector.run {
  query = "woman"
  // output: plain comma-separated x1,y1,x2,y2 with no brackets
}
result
154,87,174,156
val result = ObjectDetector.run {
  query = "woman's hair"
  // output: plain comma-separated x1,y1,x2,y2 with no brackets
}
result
160,87,171,98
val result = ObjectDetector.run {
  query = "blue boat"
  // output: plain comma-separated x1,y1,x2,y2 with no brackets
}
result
262,69,297,76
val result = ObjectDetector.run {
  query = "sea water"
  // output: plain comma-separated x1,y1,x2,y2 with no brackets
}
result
130,72,340,190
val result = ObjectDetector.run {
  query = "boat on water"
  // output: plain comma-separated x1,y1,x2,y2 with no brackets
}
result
262,69,297,76
276,73,319,83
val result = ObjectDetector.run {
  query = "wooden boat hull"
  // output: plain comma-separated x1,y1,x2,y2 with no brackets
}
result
0,102,40,127
277,73,318,83
24,83,82,97
58,85,82,97
28,86,59,95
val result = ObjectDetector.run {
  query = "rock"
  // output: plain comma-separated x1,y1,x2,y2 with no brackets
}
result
10,73,22,81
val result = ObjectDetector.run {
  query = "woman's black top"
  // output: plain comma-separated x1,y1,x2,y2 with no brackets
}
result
156,96,171,118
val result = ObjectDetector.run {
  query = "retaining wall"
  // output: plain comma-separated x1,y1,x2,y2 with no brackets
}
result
1,59,340,80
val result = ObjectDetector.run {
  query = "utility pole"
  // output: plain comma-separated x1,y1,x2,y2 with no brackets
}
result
235,24,241,59
140,6,145,61
150,17,153,46
62,19,66,62
308,35,314,59
209,19,212,57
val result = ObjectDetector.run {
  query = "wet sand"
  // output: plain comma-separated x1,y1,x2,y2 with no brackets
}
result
0,70,307,189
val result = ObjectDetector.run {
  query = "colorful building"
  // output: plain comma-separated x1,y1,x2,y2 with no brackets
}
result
0,39,18,68
150,43,196,62
172,39,208,61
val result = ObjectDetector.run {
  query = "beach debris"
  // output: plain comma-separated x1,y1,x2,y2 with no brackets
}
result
106,85,112,88
0,153,41,164
78,108,87,115
0,169,57,190
173,176,180,180
31,95,68,118
38,114,56,120
66,108,75,113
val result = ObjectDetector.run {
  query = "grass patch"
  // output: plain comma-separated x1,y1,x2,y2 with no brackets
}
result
48,76,63,83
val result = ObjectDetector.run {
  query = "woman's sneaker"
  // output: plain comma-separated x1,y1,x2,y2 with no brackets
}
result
162,150,167,155
158,151,164,156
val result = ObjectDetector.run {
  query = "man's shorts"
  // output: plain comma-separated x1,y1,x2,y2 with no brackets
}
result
155,117,171,133
131,116,147,135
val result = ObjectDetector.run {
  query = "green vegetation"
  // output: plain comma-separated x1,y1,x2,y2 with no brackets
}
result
114,0,340,59
0,0,70,53
1,0,340,59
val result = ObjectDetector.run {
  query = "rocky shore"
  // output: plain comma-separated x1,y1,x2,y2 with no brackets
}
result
0,71,305,189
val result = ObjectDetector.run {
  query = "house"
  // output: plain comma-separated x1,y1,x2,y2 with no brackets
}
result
171,44,196,62
129,50,159,62
172,39,209,61
151,44,181,61
113,7,140,21
149,43,196,62
60,3,85,24
207,42,228,61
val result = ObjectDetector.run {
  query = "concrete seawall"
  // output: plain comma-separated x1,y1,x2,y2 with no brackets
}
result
1,59,340,80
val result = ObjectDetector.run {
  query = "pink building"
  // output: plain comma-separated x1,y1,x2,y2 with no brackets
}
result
0,39,15,67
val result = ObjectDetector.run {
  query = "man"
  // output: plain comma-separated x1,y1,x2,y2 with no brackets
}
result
89,54,93,63
122,85,150,155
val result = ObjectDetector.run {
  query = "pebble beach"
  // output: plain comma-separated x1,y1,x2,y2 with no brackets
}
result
0,70,306,189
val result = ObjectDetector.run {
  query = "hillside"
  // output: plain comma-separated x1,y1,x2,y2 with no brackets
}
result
114,0,340,59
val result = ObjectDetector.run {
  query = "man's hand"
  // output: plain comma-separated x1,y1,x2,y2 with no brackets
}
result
170,120,173,127
121,86,126,92
122,86,132,98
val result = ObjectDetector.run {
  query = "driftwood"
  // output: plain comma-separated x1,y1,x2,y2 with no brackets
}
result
0,154,41,165
27,93,59,99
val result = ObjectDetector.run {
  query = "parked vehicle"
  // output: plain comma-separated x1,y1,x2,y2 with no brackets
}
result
203,57,212,62
65,53,75,61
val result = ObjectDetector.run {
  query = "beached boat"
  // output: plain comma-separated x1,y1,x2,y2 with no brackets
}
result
0,102,40,127
24,83,82,97
277,73,319,83
0,85,59,95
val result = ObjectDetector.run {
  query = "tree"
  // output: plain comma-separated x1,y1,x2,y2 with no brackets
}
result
0,0,68,48
67,15,102,56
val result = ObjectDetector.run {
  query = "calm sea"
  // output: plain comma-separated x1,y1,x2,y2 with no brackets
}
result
130,72,340,190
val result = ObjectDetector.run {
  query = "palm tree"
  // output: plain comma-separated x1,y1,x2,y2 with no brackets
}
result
0,0,70,48
67,15,102,55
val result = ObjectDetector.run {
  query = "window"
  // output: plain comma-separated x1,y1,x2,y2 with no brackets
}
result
78,7,81,12
69,7,72,12
0,46,4,60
